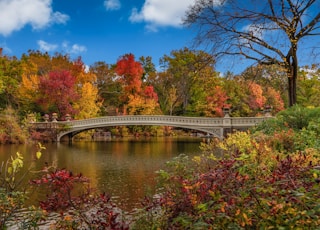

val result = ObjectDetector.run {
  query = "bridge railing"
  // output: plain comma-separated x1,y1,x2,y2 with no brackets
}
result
68,116,223,125
30,115,272,141
230,117,267,126
30,115,268,129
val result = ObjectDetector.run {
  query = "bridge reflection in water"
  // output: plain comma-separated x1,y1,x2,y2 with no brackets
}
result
31,114,272,142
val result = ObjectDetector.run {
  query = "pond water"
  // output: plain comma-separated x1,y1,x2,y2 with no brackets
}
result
0,137,204,212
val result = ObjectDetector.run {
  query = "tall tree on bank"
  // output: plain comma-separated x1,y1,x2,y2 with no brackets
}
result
184,0,320,106
115,53,144,105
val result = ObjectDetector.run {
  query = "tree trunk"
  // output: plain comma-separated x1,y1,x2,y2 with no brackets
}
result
287,47,298,106
288,76,295,106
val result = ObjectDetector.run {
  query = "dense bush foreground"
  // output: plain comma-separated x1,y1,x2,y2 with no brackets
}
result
1,105,320,229
133,105,320,229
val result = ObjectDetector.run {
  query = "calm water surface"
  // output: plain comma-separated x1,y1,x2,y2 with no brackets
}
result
0,137,203,211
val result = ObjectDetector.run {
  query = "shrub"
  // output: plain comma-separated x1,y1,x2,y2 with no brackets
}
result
252,106,320,151
0,107,28,144
0,143,46,229
30,167,130,229
133,132,320,229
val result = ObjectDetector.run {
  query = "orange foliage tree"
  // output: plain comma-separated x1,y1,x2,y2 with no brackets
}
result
115,54,143,103
205,86,229,117
115,53,160,115
247,82,266,111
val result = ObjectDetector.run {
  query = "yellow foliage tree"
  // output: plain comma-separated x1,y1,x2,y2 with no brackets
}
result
127,94,160,115
74,82,101,119
19,74,40,101
76,72,97,85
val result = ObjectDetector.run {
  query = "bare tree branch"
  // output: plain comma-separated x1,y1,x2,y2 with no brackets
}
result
184,0,320,106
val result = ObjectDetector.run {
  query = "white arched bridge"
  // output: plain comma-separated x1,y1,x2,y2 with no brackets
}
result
31,115,272,142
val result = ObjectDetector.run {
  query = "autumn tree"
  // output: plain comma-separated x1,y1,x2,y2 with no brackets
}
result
115,53,143,104
221,78,256,116
20,51,101,119
72,58,102,119
184,0,320,106
20,50,77,76
114,53,162,116
127,85,160,115
297,65,320,107
74,82,101,119
18,73,40,113
205,85,229,117
147,71,177,115
264,86,285,113
241,65,289,106
0,50,22,109
19,51,77,114
90,61,122,115
37,70,79,117
159,47,217,115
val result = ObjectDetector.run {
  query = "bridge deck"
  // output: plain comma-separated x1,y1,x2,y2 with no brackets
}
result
31,115,271,141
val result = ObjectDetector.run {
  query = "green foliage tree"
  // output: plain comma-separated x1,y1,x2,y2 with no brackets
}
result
297,65,320,107
89,61,122,115
0,50,22,109
159,47,217,115
139,55,157,81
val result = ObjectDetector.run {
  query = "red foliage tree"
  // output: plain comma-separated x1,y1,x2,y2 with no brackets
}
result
115,54,143,102
37,70,79,117
143,85,158,101
206,86,229,117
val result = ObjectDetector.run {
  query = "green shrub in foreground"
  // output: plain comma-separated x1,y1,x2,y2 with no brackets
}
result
252,105,320,152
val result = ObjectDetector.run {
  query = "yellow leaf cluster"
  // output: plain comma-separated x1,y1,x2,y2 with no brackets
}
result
127,94,160,115
19,74,39,101
74,82,101,119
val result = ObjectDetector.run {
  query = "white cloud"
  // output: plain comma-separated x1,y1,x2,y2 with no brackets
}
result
37,40,58,52
62,41,87,54
129,0,194,30
242,22,278,42
104,0,121,11
37,40,86,55
0,0,69,36
70,44,87,54
51,12,70,25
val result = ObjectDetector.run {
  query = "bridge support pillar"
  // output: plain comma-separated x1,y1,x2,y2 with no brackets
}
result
59,133,73,142
68,133,73,143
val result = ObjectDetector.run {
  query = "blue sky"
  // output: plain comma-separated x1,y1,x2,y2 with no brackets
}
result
0,0,200,71
0,0,319,75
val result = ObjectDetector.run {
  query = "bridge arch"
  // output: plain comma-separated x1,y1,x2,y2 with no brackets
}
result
31,115,269,142
57,118,224,141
